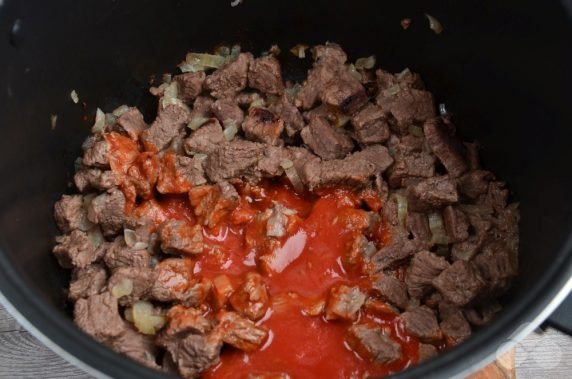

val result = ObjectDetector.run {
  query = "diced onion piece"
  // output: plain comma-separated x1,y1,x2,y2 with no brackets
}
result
284,84,301,102
123,229,138,247
439,103,448,116
105,112,117,126
223,124,238,141
229,45,241,60
396,68,412,80
91,108,106,133
347,64,362,81
184,52,226,69
425,13,443,34
428,212,449,245
124,307,134,322
132,301,166,335
70,90,79,104
249,98,266,110
194,153,208,161
290,44,309,59
112,105,129,117
284,166,304,192
382,85,401,97
187,117,209,130
391,193,408,226
268,44,281,56
335,113,351,128
111,278,133,298
230,0,242,7
162,73,172,84
50,114,58,130
87,227,104,248
214,45,230,57
409,125,424,137
279,159,294,170
355,55,376,70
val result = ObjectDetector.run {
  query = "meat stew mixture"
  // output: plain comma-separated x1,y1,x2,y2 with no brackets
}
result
53,43,519,379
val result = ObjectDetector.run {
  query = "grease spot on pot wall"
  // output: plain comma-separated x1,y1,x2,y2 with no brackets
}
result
9,18,21,48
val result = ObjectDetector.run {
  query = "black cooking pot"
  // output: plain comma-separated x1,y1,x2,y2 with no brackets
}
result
0,0,571,378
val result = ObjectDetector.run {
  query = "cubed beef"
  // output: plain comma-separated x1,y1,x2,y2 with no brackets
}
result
82,135,110,168
265,202,292,238
438,303,472,345
376,87,435,133
107,266,155,306
151,258,211,306
188,184,238,228
405,251,449,298
53,230,106,269
235,92,265,108
175,71,206,103
205,139,264,182
87,188,126,236
350,104,391,145
204,53,252,98
372,275,409,310
216,311,268,352
111,325,158,368
451,236,482,262
376,68,425,92
399,305,442,343
387,136,435,188
443,206,469,243
115,107,148,140
407,176,458,212
418,343,438,362
351,145,394,173
482,181,509,214
342,234,377,272
432,261,485,307
464,301,501,326
299,156,375,191
229,272,269,321
312,43,348,64
157,154,207,194
159,220,204,255
242,107,285,146
457,170,494,200
140,105,189,152
257,146,289,177
325,284,366,321
320,70,368,115
164,305,213,336
276,99,305,136
248,55,284,95
211,98,244,128
184,119,225,155
423,119,468,178
160,333,222,379
346,324,402,364
464,142,481,170
189,96,215,121
300,116,354,159
406,212,432,250
104,236,152,270
369,227,417,271
212,274,235,309
74,292,125,344
473,241,517,295
74,168,118,192
54,194,90,233
68,264,107,301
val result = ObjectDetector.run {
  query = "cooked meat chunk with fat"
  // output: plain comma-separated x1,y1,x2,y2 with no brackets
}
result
406,212,432,250
184,118,225,155
438,303,472,345
248,55,284,95
346,324,402,364
54,194,90,233
300,116,354,159
320,69,368,115
68,264,107,301
325,284,366,321
74,168,118,192
351,103,391,145
204,53,252,98
107,266,156,306
159,333,222,379
104,236,152,270
419,343,438,362
87,188,127,236
164,305,213,336
407,176,458,212
229,272,269,321
273,97,305,136
74,292,125,344
458,170,494,200
399,306,442,343
376,86,435,133
472,241,517,295
432,261,485,307
82,135,110,168
423,119,468,178
175,71,206,103
405,250,450,298
140,105,188,152
216,311,268,352
242,107,285,146
443,206,469,243
157,154,207,194
368,227,417,271
53,230,106,269
372,275,409,310
159,220,204,255
211,98,244,128
205,139,264,182
151,258,211,306
115,107,148,140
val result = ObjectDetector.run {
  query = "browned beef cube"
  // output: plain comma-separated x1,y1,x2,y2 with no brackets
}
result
406,212,432,250
443,206,469,243
299,156,375,191
115,107,148,140
205,139,265,182
257,146,289,177
74,292,125,344
350,104,391,145
189,96,214,120
423,119,468,178
53,230,106,269
156,155,207,194
372,275,409,310
438,303,472,345
300,115,354,159
159,220,204,255
451,236,482,262
107,266,156,306
407,176,458,212
74,168,118,192
418,343,438,362
376,87,435,132
432,261,485,307
159,333,222,378
175,71,206,103
184,119,225,155
248,55,284,95
405,251,449,298
320,70,368,115
54,194,90,233
87,188,126,236
140,105,189,152
211,98,244,128
216,311,268,352
473,241,518,295
235,91,265,108
312,43,348,64
204,53,252,98
68,264,107,301
242,107,285,146
104,236,152,270
458,170,494,199
164,305,213,336
399,305,442,343
229,272,269,321
276,99,305,136
376,68,425,92
325,284,366,321
351,145,394,173
82,135,110,168
346,324,402,364
111,325,158,368
463,301,501,326
151,258,211,306
369,227,417,271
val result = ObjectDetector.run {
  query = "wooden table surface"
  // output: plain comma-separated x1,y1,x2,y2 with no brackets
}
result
0,304,570,378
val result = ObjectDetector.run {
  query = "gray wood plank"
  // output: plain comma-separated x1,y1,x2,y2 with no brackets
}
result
516,328,572,379
0,304,24,333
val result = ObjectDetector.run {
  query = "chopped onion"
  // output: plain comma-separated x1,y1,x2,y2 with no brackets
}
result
91,108,106,133
230,0,242,7
50,114,58,130
347,64,362,81
382,85,401,97
111,278,133,298
105,112,117,126
132,301,166,335
401,18,412,30
123,229,138,247
279,159,294,170
409,125,424,137
223,124,238,141
284,84,301,102
264,44,281,57
87,227,104,248
229,45,241,60
70,90,79,104
214,45,230,57
187,116,209,130
439,103,448,116
162,73,172,84
391,193,408,226
290,44,309,59
194,153,208,161
112,104,129,117
181,52,226,73
396,68,412,80
284,166,304,192
428,212,449,245
249,98,266,110
335,113,351,128
355,56,376,70
425,13,443,34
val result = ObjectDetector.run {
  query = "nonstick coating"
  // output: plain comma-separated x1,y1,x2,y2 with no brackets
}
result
0,0,571,378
